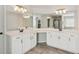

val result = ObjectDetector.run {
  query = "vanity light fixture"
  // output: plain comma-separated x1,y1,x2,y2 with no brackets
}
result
14,5,27,13
14,5,31,18
55,9,67,14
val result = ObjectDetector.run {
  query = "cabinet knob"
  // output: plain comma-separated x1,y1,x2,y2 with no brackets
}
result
69,38,71,41
0,32,3,35
58,36,60,39
16,37,20,39
71,35,74,37
21,40,23,43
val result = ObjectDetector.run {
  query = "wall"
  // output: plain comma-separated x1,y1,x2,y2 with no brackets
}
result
76,6,79,30
0,6,4,32
0,5,4,54
6,11,25,31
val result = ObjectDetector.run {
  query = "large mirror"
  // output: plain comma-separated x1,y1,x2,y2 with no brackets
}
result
25,12,75,30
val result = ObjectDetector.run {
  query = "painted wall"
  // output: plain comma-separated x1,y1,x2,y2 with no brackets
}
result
6,11,25,31
76,7,79,30
0,6,4,32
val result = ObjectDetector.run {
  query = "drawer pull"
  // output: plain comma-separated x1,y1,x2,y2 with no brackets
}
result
69,38,71,41
58,36,60,39
0,32,3,35
21,40,23,43
16,37,20,39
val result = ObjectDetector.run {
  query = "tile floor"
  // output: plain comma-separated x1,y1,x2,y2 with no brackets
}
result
26,43,72,54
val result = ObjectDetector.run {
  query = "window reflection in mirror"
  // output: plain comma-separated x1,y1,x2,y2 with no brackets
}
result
62,12,75,29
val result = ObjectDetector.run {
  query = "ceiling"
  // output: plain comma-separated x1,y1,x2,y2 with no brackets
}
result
7,5,78,15
24,5,77,15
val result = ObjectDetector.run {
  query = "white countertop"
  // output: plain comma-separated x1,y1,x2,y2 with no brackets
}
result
6,28,59,36
34,28,59,33
6,28,78,37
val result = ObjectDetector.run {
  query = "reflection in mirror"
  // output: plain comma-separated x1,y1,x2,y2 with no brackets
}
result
47,19,50,28
62,12,75,29
38,20,41,28
52,16,62,31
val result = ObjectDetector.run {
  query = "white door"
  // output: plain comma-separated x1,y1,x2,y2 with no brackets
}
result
22,32,31,53
0,35,4,54
12,36,22,54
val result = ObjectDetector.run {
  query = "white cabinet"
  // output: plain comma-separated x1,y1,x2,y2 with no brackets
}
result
67,32,78,53
22,32,31,53
30,32,37,48
6,35,23,54
59,32,69,50
47,31,79,53
12,36,23,54
47,31,59,48
6,30,37,54
22,31,37,53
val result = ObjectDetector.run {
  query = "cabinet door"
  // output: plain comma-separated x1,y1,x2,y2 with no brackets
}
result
47,32,58,48
12,36,22,54
59,32,69,50
22,32,31,53
30,32,37,48
68,33,77,53
0,35,4,54
47,32,51,45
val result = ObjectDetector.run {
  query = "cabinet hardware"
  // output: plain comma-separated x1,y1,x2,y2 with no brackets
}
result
16,37,20,39
71,35,74,37
21,40,23,43
30,36,33,40
58,36,60,39
69,38,71,41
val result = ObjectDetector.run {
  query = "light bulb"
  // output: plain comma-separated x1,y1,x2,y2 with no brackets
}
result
14,6,19,11
55,10,58,14
20,8,23,12
63,9,66,13
59,10,62,14
24,9,27,12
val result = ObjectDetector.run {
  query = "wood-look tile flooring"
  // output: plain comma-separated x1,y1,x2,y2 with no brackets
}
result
26,43,72,54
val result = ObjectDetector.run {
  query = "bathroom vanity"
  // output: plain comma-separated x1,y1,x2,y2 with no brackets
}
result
6,28,79,54
47,30,79,53
6,29,37,54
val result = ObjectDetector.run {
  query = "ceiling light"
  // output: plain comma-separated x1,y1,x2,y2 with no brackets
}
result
14,6,19,11
55,11,59,14
14,5,27,13
63,9,67,14
55,9,67,14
